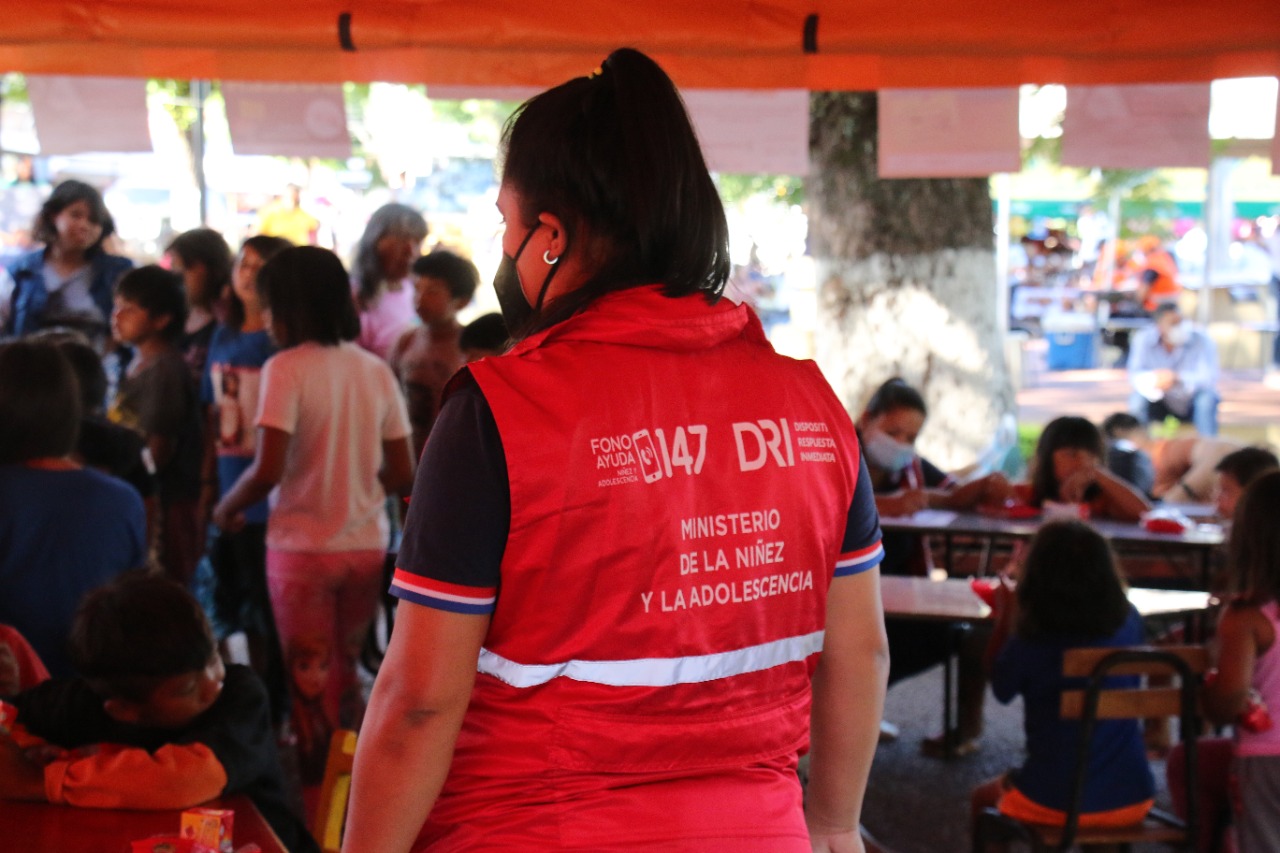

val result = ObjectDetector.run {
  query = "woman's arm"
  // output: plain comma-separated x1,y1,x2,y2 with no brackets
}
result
342,602,489,853
929,473,1011,511
874,490,927,518
211,426,290,531
805,568,889,853
1060,464,1150,522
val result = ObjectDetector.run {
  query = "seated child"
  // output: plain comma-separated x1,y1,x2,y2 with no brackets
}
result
0,571,318,853
388,250,479,459
0,624,49,695
1170,470,1280,853
0,338,146,677
1101,412,1156,498
856,377,1011,756
36,331,156,500
972,520,1154,838
1214,446,1279,521
1020,416,1151,522
459,312,509,362
109,266,204,583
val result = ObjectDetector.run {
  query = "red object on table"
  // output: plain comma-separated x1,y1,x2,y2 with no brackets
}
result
0,795,286,853
1144,516,1190,534
969,577,1002,607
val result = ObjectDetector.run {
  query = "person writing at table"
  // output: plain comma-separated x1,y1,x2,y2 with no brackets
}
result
858,377,1010,757
858,377,1011,541
344,47,889,853
1021,416,1151,523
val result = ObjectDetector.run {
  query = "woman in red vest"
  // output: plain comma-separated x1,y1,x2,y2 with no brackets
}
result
346,48,889,853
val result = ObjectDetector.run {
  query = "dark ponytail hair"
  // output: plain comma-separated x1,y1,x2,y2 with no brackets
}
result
499,47,730,337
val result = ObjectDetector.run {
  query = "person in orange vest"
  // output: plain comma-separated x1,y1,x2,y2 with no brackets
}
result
345,48,889,853
1133,235,1181,312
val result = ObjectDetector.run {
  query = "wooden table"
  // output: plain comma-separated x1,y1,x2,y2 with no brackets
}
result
879,509,1225,588
880,576,1213,759
0,794,288,853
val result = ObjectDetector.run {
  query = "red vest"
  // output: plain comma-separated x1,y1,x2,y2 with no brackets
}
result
420,286,862,851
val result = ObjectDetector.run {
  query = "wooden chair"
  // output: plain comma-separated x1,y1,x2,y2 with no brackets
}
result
973,645,1208,852
312,729,358,853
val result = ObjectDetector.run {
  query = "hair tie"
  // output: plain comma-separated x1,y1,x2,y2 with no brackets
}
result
588,64,604,79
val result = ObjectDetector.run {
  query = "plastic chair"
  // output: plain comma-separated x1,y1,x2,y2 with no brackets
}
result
973,645,1208,852
312,729,358,853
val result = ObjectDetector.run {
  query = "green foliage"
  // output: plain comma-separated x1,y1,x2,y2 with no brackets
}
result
1091,169,1176,237
715,173,804,207
426,97,521,148
1017,423,1042,470
1,73,27,102
147,79,207,134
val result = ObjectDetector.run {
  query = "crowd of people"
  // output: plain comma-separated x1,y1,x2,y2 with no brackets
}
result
0,47,1277,853
0,167,507,847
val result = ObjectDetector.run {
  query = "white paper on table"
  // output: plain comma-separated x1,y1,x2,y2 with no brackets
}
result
881,509,959,526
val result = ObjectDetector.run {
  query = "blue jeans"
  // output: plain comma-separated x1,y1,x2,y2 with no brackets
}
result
1129,389,1219,436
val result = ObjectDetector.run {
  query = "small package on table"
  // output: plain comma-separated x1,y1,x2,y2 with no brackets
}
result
181,807,235,852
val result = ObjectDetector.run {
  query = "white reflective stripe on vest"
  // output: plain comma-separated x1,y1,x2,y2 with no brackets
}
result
476,629,825,689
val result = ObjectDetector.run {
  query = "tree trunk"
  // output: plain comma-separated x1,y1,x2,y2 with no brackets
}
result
808,91,1014,469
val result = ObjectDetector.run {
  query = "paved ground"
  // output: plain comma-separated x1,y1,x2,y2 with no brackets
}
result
1016,366,1280,446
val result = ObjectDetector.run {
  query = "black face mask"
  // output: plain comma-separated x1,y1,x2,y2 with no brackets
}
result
492,223,561,337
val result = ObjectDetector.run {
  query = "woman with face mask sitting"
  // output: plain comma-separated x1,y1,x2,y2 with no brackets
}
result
858,378,1011,552
858,377,1011,757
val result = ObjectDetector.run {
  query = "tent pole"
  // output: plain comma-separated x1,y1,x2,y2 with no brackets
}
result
193,79,209,226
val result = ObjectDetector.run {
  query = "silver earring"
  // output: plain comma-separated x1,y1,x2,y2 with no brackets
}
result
543,250,559,265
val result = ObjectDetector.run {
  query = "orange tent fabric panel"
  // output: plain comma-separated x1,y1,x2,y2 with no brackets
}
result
0,0,1278,87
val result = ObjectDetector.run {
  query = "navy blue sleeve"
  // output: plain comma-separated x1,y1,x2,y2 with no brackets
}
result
834,453,885,577
392,374,510,605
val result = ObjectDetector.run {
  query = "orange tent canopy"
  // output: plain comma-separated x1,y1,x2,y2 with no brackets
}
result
2,0,1278,88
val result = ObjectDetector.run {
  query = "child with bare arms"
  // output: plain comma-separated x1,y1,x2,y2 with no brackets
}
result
388,250,479,460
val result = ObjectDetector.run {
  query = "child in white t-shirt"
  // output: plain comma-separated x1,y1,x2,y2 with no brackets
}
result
212,247,413,817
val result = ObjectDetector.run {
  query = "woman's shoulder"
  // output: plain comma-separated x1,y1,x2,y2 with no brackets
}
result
6,247,45,276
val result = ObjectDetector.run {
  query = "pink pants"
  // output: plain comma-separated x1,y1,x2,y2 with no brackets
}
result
266,548,385,730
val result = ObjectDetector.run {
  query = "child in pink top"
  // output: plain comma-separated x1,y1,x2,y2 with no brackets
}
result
1204,470,1280,852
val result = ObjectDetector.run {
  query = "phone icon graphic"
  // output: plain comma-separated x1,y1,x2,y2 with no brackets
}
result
632,429,664,483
